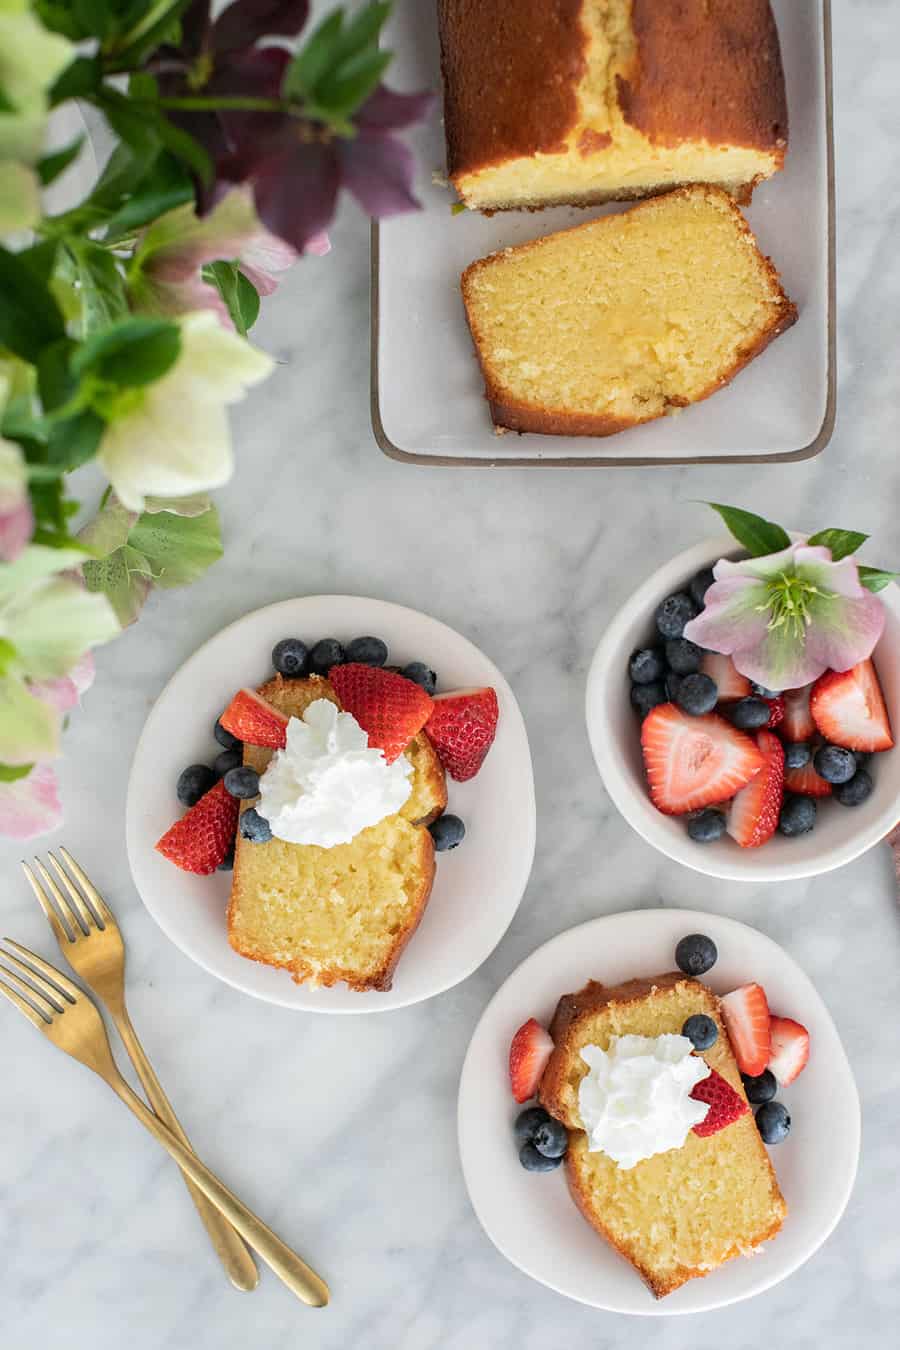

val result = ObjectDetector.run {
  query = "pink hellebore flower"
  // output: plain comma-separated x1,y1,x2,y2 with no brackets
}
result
0,763,62,840
684,544,885,691
28,650,95,714
0,436,33,562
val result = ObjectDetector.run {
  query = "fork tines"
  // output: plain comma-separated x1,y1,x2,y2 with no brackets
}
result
0,939,78,1025
21,848,109,943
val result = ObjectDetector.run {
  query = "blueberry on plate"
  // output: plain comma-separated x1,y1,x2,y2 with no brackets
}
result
629,647,665,685
742,1069,777,1104
272,637,309,678
214,747,242,777
401,661,437,694
514,1106,550,1145
214,718,240,751
665,671,683,701
429,814,465,851
779,794,817,836
176,763,217,808
519,1141,563,1172
682,1013,718,1050
813,744,857,784
687,809,726,844
784,741,811,770
675,933,718,976
728,696,771,730
688,567,716,610
532,1117,568,1159
630,681,666,718
756,1100,791,1144
665,638,703,675
676,672,718,716
223,766,260,800
834,768,874,806
308,638,345,675
239,807,272,843
345,635,388,667
217,845,235,872
655,592,698,640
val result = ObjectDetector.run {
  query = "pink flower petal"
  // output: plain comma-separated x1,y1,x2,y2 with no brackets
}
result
29,675,79,714
804,590,886,673
683,576,772,652
0,495,33,561
69,651,95,695
0,763,62,840
711,543,800,584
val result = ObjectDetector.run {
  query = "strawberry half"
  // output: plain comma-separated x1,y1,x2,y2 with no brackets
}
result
426,687,499,782
768,1016,810,1086
690,1067,749,1136
781,685,816,742
640,705,765,815
330,663,433,763
720,983,771,1076
783,760,832,797
219,687,288,749
810,659,894,752
700,652,752,701
727,729,784,849
509,1017,554,1103
156,780,239,875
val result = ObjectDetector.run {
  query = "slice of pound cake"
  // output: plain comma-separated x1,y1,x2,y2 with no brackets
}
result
539,973,786,1298
228,675,447,991
461,185,797,437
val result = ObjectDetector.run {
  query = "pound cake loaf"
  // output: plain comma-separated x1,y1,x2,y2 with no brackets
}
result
438,0,787,211
461,184,797,437
539,973,786,1298
228,675,447,991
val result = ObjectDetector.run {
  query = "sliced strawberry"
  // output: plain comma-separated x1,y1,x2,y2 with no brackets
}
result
690,1066,749,1136
426,687,499,782
810,659,894,752
640,704,764,815
727,729,784,849
219,687,288,749
765,695,785,730
768,1016,810,1086
783,760,832,797
156,780,239,875
720,983,771,1076
781,685,816,742
700,652,752,701
509,1018,554,1103
330,663,433,763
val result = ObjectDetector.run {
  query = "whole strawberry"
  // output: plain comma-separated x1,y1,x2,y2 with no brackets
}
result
156,780,239,874
330,663,433,763
427,687,499,782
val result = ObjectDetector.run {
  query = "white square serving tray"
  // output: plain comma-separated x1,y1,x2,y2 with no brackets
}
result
371,0,834,467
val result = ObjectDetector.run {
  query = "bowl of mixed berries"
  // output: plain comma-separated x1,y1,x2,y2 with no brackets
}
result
587,505,900,880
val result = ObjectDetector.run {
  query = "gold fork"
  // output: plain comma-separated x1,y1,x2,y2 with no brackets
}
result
20,849,260,1292
0,938,329,1307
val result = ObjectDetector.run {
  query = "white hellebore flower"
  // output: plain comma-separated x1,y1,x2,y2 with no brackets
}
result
0,0,74,162
97,311,274,512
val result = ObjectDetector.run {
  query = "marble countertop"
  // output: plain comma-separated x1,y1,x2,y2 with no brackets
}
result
3,3,899,1345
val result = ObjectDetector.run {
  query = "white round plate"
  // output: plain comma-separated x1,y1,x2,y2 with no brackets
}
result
126,596,535,1013
458,908,859,1315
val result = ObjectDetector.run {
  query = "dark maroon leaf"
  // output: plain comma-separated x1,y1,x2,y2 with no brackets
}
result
355,84,435,133
338,129,419,217
213,0,310,52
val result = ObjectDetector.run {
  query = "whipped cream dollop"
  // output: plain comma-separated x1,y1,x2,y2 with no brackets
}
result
256,699,412,847
577,1034,711,1170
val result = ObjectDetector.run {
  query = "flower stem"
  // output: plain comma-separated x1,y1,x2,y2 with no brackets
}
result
155,95,286,113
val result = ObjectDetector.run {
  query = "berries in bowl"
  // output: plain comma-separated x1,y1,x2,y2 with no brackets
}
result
587,506,900,881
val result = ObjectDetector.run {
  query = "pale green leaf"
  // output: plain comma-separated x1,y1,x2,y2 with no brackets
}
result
83,544,153,627
128,504,222,589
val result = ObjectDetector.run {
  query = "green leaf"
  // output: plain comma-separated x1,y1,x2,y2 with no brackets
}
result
107,0,195,69
17,239,58,285
315,47,391,119
805,528,869,561
202,262,260,336
0,762,34,784
705,503,792,557
37,136,85,186
46,410,105,472
0,246,65,364
95,87,162,160
102,152,194,239
66,240,129,334
35,2,88,40
49,53,103,104
26,482,82,550
858,566,900,594
83,545,153,627
73,316,181,389
37,337,77,412
0,88,16,114
155,114,213,187
128,504,223,589
77,495,138,558
283,10,345,99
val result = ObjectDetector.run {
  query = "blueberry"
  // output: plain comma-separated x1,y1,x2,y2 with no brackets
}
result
778,794,817,837
742,1069,777,1104
631,681,666,718
309,638,345,675
665,638,703,675
784,741,811,770
814,744,857,785
665,671,683,701
834,768,874,807
176,763,216,808
728,696,770,730
272,637,309,678
214,718,240,751
345,635,388,667
687,809,726,843
752,682,782,699
756,1100,791,1144
532,1117,568,1159
239,807,272,843
655,592,698,640
676,672,718,716
217,845,235,872
682,1013,718,1050
675,933,718,976
688,568,716,610
429,814,466,851
514,1106,551,1145
214,747,242,777
223,766,260,800
518,1141,563,1173
629,647,665,685
401,661,437,694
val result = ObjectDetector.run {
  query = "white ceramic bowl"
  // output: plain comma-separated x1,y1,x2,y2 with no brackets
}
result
586,533,900,882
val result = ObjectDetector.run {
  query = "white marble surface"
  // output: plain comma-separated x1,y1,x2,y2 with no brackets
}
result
3,3,900,1344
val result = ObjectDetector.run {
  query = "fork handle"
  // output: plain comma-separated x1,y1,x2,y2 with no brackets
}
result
108,1074,329,1307
114,1008,259,1293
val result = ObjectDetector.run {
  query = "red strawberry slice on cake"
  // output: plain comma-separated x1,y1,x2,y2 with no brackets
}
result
426,687,499,781
699,652,752,701
783,760,832,797
219,687,288,749
781,685,816,742
156,780,239,875
640,705,765,815
720,983,771,1076
330,663,433,763
690,1067,749,1136
727,729,784,849
810,659,894,752
768,1016,810,1086
509,1017,554,1102
765,695,786,730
